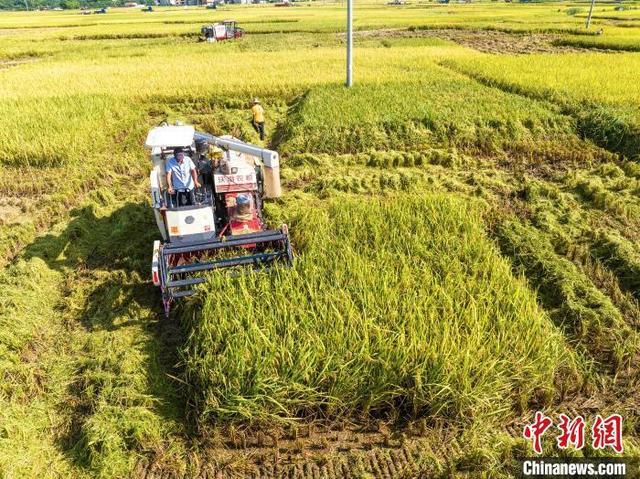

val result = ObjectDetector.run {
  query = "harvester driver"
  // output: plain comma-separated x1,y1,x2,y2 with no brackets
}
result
166,148,201,207
235,194,253,221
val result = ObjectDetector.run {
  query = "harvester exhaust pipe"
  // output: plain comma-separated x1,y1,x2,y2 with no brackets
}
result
194,132,281,198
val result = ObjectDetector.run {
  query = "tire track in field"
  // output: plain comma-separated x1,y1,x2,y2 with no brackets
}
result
136,391,639,479
137,441,453,479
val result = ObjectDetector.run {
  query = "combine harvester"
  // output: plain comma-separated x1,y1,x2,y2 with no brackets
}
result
200,20,244,42
146,123,293,315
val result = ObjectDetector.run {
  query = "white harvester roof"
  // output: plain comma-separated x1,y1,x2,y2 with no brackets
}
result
145,125,195,149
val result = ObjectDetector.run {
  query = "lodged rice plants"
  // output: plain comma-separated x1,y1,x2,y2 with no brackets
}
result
590,231,640,300
0,190,181,478
0,94,148,265
182,194,575,427
495,220,640,371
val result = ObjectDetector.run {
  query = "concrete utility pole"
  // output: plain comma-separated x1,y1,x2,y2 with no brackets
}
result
346,0,353,87
586,0,596,28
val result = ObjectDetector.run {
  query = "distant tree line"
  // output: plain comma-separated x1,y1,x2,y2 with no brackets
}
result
0,0,152,10
0,0,586,11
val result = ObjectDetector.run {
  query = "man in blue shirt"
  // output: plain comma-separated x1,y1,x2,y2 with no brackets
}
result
166,148,201,206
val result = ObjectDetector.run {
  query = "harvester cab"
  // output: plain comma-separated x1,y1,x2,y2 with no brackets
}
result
145,123,293,315
200,20,244,42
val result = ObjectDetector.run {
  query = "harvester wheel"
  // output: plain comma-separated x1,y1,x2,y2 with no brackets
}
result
282,224,294,264
162,295,172,318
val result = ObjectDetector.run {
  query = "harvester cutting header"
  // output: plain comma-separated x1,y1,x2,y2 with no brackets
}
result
146,123,293,315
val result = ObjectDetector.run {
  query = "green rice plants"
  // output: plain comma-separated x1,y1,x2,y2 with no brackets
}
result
182,194,573,428
274,72,576,156
565,7,585,16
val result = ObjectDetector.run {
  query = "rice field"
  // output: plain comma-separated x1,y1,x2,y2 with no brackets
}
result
1,1,640,478
446,52,640,158
274,69,581,155
184,195,573,426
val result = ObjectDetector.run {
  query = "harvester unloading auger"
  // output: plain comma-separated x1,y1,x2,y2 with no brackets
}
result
146,123,293,315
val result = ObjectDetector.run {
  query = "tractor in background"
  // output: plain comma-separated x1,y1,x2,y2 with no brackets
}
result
200,20,244,42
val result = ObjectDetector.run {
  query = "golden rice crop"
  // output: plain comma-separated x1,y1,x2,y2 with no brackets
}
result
448,52,640,113
2,3,640,477
446,52,640,158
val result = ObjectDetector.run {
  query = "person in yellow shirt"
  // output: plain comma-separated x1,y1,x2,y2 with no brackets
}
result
251,98,265,141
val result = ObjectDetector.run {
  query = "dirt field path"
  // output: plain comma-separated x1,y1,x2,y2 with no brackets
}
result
351,28,582,54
